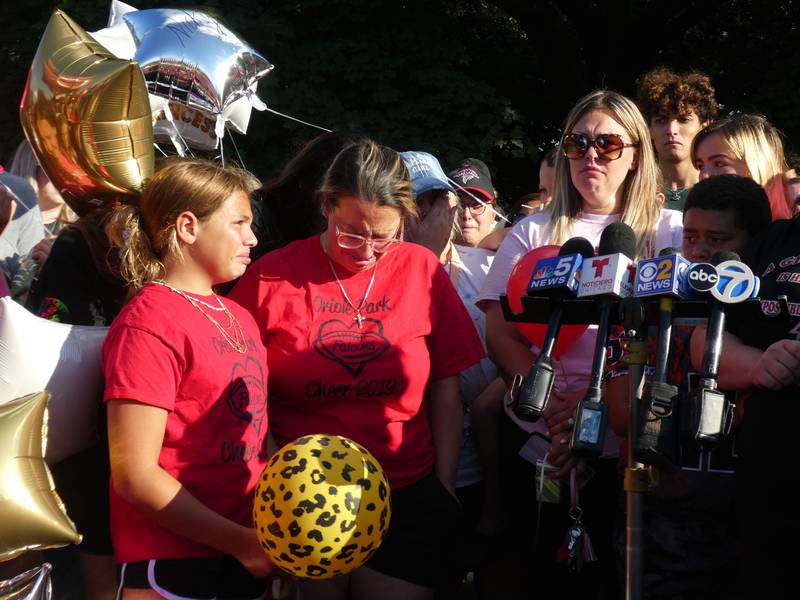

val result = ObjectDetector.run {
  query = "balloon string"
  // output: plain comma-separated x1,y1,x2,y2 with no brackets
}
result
446,177,511,224
159,104,195,158
227,127,246,169
262,107,332,133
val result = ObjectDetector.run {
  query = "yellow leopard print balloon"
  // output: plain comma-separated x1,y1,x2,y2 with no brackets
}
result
254,434,392,579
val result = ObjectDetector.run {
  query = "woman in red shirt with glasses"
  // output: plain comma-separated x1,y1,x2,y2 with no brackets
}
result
230,139,484,599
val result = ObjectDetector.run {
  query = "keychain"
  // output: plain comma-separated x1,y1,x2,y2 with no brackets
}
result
556,467,597,572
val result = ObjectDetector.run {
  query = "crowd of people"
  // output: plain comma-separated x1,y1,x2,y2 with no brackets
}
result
1,65,800,600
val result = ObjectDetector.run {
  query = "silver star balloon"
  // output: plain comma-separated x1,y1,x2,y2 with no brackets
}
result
123,8,273,118
0,564,52,599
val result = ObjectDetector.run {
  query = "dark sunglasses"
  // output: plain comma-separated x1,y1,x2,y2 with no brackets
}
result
561,133,639,161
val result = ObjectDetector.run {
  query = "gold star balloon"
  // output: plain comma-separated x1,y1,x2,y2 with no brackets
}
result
19,10,154,216
0,393,81,562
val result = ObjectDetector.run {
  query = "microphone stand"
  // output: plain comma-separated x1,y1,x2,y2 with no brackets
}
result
620,298,650,600
498,292,780,600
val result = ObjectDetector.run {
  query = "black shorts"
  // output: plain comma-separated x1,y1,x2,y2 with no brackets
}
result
119,556,267,599
365,471,463,588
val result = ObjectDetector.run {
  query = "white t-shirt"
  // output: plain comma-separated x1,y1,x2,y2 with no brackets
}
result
476,209,683,451
445,244,498,488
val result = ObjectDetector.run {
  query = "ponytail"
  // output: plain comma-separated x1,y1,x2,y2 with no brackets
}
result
106,204,165,292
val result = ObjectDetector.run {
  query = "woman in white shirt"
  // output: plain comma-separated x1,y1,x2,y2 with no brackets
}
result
473,89,683,597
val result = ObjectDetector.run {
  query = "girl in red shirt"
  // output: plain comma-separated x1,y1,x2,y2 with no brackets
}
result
102,159,273,598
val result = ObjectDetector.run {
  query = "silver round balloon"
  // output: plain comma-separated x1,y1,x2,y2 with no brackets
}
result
123,8,274,118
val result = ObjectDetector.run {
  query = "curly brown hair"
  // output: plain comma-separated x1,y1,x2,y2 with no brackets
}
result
637,67,719,123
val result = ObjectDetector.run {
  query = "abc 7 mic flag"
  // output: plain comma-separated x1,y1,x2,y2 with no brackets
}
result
686,261,759,303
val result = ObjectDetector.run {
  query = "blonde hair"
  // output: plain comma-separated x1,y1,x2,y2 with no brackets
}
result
107,158,260,291
691,114,791,219
9,140,39,193
319,140,415,219
9,140,78,225
549,90,663,259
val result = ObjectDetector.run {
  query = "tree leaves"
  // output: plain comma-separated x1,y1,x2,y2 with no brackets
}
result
1,0,798,207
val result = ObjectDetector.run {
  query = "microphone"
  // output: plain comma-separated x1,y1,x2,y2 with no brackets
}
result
571,223,637,457
512,237,595,421
632,247,689,471
683,251,759,446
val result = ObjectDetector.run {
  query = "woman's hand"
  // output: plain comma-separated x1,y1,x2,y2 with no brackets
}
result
542,387,583,430
542,388,585,478
30,236,55,268
545,436,580,479
750,339,800,390
405,192,457,259
234,527,277,579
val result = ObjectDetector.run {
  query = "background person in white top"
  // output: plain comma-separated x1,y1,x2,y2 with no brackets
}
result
473,89,683,597
403,151,506,597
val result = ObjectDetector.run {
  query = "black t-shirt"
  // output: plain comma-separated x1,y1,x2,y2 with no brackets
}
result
733,217,800,594
735,218,800,493
26,226,125,326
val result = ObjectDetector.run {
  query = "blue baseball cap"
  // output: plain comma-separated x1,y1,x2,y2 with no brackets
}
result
400,151,455,199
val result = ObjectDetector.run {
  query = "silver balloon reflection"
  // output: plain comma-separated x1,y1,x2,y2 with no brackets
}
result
0,298,108,464
124,8,274,120
0,564,51,599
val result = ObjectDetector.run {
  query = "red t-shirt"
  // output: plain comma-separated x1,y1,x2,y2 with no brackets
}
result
229,236,484,489
102,284,268,563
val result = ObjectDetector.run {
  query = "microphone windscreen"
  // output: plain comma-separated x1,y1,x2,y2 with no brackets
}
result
559,236,595,258
598,223,637,259
712,251,740,265
659,246,682,257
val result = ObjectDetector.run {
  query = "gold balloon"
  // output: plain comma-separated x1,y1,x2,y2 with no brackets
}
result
0,393,82,562
20,10,154,216
254,434,391,579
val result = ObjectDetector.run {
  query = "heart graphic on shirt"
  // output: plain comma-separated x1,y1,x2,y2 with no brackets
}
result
228,356,267,435
313,318,390,378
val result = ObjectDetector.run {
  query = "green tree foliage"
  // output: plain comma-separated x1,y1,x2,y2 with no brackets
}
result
2,0,799,206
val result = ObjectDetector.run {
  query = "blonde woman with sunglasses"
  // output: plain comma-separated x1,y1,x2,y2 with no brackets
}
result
472,90,683,596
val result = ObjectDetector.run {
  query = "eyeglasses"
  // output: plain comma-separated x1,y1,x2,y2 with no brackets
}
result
460,200,487,216
561,133,639,161
456,190,490,216
333,215,403,252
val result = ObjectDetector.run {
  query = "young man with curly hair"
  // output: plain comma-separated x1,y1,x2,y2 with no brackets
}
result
637,67,719,210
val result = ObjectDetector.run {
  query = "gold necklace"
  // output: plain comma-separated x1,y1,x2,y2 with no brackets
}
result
152,281,247,353
325,257,378,329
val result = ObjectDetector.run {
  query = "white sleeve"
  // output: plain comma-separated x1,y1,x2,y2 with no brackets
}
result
654,208,684,254
475,215,544,309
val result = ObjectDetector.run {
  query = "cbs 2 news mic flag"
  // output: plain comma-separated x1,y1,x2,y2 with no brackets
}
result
634,254,690,298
